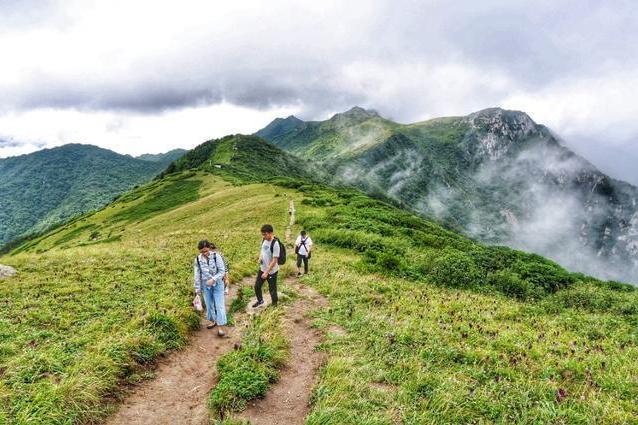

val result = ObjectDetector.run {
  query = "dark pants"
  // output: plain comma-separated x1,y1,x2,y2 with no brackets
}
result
255,270,278,305
296,254,309,273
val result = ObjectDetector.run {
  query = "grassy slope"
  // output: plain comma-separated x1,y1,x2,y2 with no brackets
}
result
162,134,312,183
0,136,636,423
265,116,399,160
0,171,296,423
290,185,638,424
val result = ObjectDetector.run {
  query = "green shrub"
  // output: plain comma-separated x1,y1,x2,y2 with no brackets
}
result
209,358,269,414
429,248,481,288
511,260,574,293
363,250,403,271
486,270,541,300
545,283,638,316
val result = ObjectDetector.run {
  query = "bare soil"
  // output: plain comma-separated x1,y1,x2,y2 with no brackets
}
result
105,286,243,425
234,278,328,425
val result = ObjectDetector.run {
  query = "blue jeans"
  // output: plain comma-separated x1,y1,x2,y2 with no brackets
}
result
202,280,226,325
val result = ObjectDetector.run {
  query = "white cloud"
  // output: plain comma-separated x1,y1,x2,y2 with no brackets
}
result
0,103,298,157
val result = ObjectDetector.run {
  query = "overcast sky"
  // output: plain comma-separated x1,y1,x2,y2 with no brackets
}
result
1,0,637,183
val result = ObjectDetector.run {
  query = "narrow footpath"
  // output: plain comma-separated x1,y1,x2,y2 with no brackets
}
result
106,285,244,425
235,200,329,425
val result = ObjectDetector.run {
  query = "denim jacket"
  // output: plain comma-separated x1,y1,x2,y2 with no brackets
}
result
193,252,226,292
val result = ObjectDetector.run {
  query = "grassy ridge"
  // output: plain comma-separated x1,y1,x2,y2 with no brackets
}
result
0,172,295,423
162,134,313,184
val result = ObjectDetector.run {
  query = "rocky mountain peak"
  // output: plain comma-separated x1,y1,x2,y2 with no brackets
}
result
465,108,537,138
464,108,543,160
329,106,380,124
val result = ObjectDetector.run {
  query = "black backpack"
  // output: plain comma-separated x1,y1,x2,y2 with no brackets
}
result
270,237,287,265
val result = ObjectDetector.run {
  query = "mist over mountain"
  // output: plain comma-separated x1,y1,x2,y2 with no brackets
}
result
258,107,638,283
0,144,182,247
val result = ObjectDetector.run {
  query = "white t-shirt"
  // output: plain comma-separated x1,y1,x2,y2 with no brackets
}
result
295,235,313,256
260,238,281,274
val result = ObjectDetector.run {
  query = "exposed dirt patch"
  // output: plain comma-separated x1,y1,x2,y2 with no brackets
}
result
370,381,398,392
327,325,347,337
235,277,328,425
105,286,244,425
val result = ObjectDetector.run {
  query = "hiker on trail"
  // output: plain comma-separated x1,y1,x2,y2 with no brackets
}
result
253,224,283,308
194,240,227,337
295,230,313,277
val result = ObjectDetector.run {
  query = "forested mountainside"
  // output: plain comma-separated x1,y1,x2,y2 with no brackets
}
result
0,143,183,248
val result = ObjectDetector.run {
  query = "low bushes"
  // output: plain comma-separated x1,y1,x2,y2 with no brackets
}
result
486,270,541,300
543,282,638,316
294,182,605,302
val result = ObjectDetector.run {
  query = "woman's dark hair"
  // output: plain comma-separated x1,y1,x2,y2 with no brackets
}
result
197,240,210,250
261,224,274,233
300,230,307,236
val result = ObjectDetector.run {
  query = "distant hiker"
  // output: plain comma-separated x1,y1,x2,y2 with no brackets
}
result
294,230,313,277
194,240,227,336
253,224,285,308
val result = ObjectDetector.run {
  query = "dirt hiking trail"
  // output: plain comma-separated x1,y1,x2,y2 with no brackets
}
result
106,285,243,425
236,277,327,425
235,200,329,424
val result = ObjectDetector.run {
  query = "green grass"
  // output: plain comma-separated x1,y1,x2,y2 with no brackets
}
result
301,252,638,423
208,307,288,419
111,174,202,223
286,185,638,424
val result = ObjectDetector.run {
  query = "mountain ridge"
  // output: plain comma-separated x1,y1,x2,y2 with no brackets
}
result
257,106,638,283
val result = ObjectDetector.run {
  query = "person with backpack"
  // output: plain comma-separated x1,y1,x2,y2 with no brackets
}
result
252,224,286,308
294,230,313,277
194,240,227,336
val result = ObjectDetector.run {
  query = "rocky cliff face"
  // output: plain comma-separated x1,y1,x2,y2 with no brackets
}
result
459,109,638,280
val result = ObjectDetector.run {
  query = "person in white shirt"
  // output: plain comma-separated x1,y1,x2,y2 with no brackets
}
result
295,230,313,277
252,224,282,308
